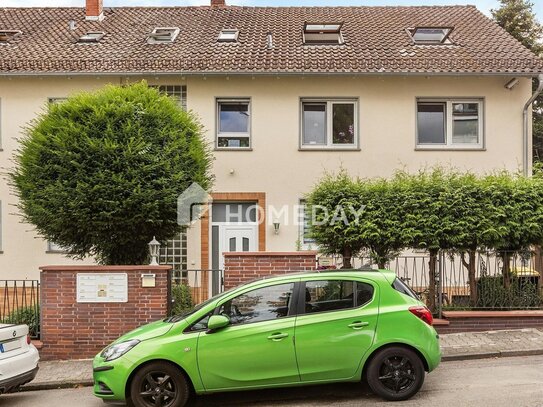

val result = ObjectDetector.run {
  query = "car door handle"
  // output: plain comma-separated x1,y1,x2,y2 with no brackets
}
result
348,321,369,330
267,332,289,341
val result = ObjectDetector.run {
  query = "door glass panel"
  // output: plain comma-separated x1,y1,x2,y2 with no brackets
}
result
304,280,356,314
356,282,375,306
218,283,294,325
332,103,355,144
302,103,326,145
212,203,257,223
417,102,446,144
242,237,249,252
229,237,236,252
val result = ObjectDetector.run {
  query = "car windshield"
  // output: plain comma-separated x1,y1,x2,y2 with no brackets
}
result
392,278,419,300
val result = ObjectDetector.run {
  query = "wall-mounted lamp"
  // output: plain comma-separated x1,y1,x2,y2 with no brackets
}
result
148,236,161,265
504,77,520,90
273,220,280,235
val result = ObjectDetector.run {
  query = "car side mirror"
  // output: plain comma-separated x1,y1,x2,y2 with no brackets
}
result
207,315,230,333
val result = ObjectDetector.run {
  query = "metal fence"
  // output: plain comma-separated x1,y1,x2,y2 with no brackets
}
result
169,269,223,315
339,251,543,315
0,280,40,338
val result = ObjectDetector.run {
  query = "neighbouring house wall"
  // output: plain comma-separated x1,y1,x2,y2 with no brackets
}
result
223,251,318,290
0,74,533,280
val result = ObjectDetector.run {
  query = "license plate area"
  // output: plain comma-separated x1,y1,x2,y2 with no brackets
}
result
0,339,22,353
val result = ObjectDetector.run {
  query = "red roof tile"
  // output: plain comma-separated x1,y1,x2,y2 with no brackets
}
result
0,5,541,75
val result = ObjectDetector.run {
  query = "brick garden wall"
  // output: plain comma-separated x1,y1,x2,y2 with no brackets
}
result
39,265,171,361
223,251,317,290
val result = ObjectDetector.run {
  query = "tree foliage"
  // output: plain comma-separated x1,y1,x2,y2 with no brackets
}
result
11,82,213,264
491,0,543,163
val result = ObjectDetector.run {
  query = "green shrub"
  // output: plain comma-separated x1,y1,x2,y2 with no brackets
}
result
2,306,40,338
171,284,193,316
476,276,542,309
11,82,213,265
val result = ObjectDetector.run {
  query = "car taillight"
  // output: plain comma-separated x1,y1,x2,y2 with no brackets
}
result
409,306,433,326
27,335,31,345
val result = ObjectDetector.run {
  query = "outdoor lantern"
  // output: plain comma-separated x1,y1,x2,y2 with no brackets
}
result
273,219,280,235
148,236,161,266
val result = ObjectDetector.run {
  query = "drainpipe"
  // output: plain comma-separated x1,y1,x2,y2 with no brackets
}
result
523,74,543,176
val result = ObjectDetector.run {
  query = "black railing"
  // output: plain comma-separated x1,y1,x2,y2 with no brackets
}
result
339,251,543,314
0,280,40,338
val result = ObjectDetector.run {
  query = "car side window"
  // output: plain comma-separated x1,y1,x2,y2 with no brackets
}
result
304,280,374,314
218,283,294,325
187,312,213,332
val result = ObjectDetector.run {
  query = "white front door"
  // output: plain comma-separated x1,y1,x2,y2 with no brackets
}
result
218,225,257,270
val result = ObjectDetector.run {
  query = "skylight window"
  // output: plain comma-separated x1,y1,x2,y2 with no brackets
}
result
0,30,22,43
78,31,105,43
303,22,344,45
408,27,453,45
218,29,239,42
147,27,180,44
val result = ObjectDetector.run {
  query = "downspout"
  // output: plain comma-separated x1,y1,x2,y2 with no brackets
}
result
523,74,543,176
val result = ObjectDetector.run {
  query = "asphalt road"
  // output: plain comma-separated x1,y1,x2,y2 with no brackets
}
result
2,355,543,407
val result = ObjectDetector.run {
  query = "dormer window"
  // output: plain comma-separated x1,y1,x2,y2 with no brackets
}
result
78,31,105,43
408,27,453,45
147,27,180,44
0,30,22,43
218,29,239,42
303,22,344,45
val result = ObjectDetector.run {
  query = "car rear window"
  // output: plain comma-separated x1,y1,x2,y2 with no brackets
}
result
392,278,419,300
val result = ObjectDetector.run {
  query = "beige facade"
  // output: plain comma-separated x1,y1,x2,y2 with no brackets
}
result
0,74,533,280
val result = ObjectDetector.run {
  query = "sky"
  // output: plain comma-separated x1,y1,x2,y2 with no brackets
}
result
1,0,542,19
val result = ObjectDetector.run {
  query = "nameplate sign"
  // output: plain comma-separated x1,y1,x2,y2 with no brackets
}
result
76,273,128,303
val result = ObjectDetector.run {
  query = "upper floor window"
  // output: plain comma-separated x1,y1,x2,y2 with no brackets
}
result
301,99,357,149
416,99,483,149
147,27,180,44
153,85,187,111
218,29,239,43
303,23,344,45
216,98,251,149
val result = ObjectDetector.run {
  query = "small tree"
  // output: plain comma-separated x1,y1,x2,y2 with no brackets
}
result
11,82,213,264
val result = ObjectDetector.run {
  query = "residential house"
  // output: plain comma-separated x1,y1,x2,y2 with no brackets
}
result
1,0,542,296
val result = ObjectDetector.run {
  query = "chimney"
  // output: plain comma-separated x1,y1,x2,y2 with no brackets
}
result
86,0,104,21
211,0,226,7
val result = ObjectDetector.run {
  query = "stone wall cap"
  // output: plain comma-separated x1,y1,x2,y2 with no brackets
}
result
443,310,543,318
39,265,172,271
223,251,318,257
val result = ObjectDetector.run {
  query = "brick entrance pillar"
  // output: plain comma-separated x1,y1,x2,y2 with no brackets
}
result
223,251,317,290
39,265,171,361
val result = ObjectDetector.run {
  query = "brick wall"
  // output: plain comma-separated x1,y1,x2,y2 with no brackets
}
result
223,251,317,290
39,265,171,361
435,311,543,334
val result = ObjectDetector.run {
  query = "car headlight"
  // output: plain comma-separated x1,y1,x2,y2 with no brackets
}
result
100,339,140,362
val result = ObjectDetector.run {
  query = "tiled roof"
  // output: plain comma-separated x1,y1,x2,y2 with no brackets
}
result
0,5,542,75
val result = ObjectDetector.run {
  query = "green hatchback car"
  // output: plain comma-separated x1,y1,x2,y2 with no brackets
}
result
93,270,441,406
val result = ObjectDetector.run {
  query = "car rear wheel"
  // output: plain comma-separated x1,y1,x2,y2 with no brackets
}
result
366,346,425,401
130,361,189,407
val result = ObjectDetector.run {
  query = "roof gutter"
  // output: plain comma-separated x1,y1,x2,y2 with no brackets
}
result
523,74,543,176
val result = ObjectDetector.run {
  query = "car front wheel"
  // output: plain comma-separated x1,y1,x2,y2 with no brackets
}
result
129,361,189,407
366,346,425,401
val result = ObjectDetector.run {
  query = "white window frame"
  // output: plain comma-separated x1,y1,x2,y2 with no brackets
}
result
298,200,316,250
216,98,251,150
47,241,69,254
300,98,358,150
416,98,484,150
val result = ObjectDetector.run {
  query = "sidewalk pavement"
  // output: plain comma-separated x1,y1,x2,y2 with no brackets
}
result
22,328,543,392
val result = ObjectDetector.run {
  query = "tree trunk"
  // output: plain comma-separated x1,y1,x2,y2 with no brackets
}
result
501,252,511,289
428,250,437,313
461,250,478,307
342,247,352,269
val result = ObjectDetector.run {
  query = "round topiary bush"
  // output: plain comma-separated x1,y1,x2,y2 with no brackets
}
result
11,82,213,264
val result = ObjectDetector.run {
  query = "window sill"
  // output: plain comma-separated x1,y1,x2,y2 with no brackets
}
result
214,148,253,152
415,147,485,151
45,250,70,254
299,148,361,152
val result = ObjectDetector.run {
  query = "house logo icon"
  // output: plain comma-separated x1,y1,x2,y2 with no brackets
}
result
177,182,212,226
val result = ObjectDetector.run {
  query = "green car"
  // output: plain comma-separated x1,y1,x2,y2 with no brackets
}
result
93,270,441,406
